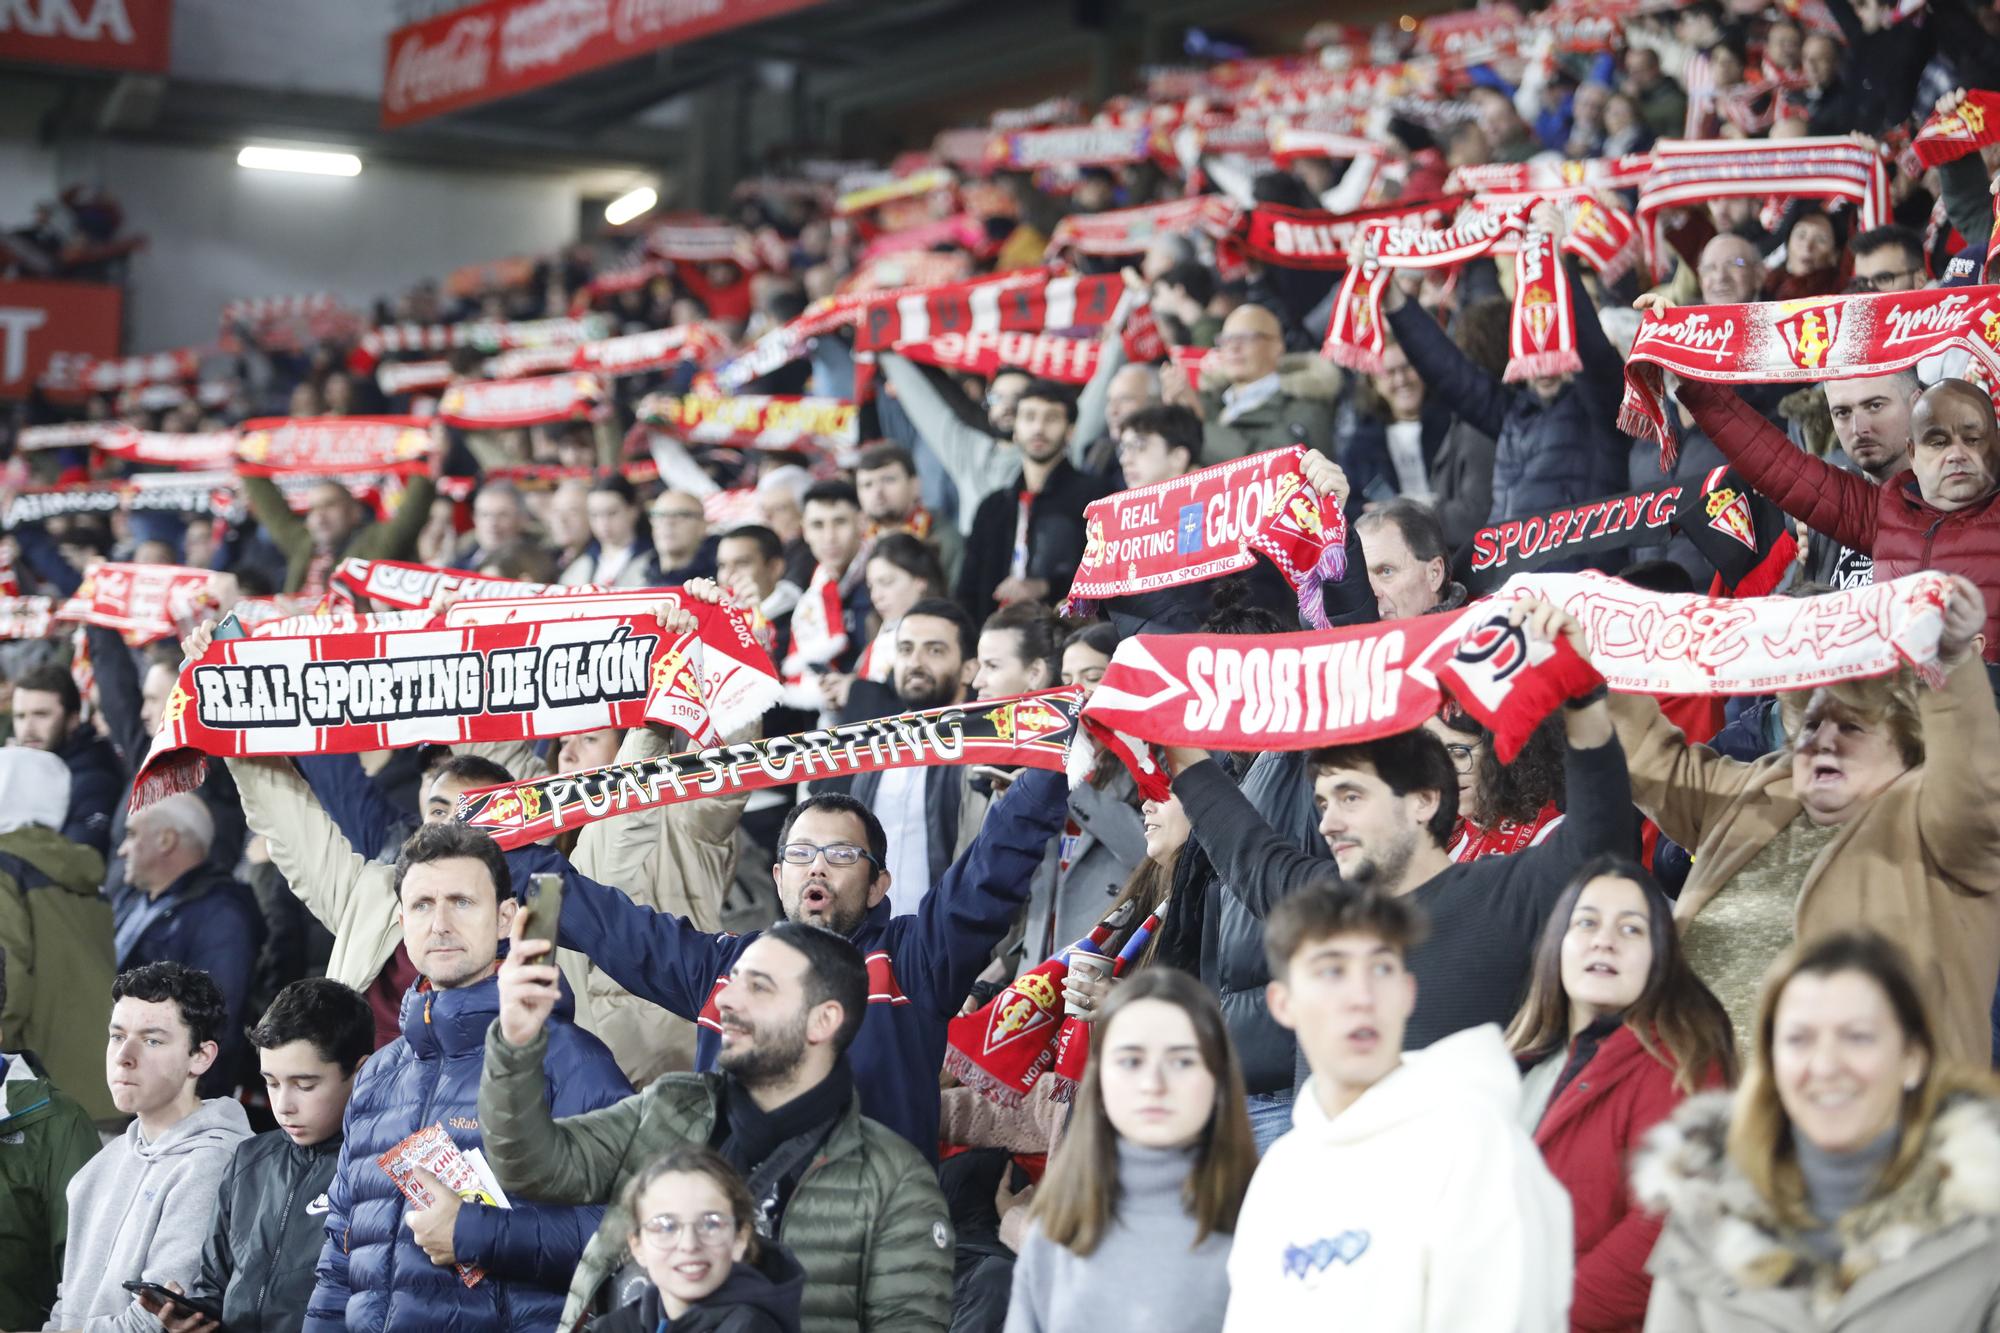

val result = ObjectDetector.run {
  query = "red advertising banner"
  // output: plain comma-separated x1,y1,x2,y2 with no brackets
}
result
0,0,171,73
382,0,824,128
0,279,122,400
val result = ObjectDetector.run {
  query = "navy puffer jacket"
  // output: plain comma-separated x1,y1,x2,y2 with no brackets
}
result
305,973,630,1333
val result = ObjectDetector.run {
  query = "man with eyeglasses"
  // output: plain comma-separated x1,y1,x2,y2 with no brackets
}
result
541,758,1068,1160
1848,225,1928,294
1161,302,1340,464
641,489,716,585
480,919,952,1333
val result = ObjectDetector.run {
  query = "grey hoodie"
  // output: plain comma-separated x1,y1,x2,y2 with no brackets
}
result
45,1097,252,1332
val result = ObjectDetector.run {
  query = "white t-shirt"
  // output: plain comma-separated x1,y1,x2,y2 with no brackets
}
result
1385,420,1433,500
877,766,931,917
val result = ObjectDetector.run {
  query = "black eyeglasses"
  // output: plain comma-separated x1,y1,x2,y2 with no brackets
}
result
778,841,878,868
1849,268,1922,293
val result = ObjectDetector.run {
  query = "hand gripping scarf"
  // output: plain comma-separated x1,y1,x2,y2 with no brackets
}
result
1912,91,2000,169
1047,901,1168,1103
1634,138,1889,281
454,688,1082,850
130,594,775,811
1079,571,1955,796
1618,287,2000,465
944,920,1114,1106
1322,200,1582,383
1059,446,1350,628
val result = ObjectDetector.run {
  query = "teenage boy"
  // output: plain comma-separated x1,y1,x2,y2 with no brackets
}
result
140,978,375,1333
1223,886,1572,1333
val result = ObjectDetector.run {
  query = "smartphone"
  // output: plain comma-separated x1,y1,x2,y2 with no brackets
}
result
120,1280,226,1324
519,872,563,956
212,611,248,642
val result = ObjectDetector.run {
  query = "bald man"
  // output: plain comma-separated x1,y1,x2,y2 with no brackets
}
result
1677,375,2000,660
1164,302,1341,463
1696,233,1767,305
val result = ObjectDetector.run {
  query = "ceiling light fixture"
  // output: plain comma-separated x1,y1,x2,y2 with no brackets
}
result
237,145,363,177
605,186,658,226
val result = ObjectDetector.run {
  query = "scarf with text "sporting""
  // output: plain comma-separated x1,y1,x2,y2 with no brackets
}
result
454,688,1080,849
1464,480,1684,589
1060,446,1350,629
130,595,768,811
1911,90,2000,169
1322,200,1582,383
1079,571,1954,797
1618,287,2000,467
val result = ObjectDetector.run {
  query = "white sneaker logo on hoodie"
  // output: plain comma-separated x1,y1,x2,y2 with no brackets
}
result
1282,1230,1371,1281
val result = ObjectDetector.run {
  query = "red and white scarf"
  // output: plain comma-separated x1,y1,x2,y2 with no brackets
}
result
1444,153,1654,198
436,373,604,431
782,565,850,697
569,324,728,378
985,125,1162,171
331,558,592,610
1080,571,1955,797
236,416,432,478
1060,447,1350,627
1912,90,2000,168
1619,287,2000,464
887,329,1104,386
640,393,858,452
352,315,609,372
1323,200,1581,383
645,220,754,265
375,361,456,397
1045,196,1240,257
58,562,216,643
1451,804,1564,863
1230,196,1463,272
1635,138,1889,280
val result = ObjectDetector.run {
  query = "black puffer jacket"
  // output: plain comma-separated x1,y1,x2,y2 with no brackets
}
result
592,1243,807,1333
187,1128,342,1333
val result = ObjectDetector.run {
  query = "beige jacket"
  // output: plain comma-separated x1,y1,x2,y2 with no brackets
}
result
228,754,599,1032
1635,1087,2000,1331
1609,657,2000,1067
570,724,749,1085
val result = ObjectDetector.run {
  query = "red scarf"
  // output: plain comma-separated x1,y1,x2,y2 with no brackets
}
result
888,330,1103,385
236,416,431,479
1045,196,1240,257
1635,139,1888,281
1048,900,1168,1102
59,562,215,643
1619,287,2000,465
570,324,727,377
1060,447,1349,628
985,125,1163,171
1231,196,1462,272
352,314,609,372
1450,804,1564,863
639,392,857,451
437,373,604,431
1912,90,2000,168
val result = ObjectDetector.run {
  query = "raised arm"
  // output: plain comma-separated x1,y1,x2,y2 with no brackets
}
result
879,352,1006,507
1170,756,1327,917
242,475,310,559
1605,692,1765,852
1673,379,1880,554
1915,581,2000,886
478,1010,647,1207
1385,292,1514,441
227,755,377,936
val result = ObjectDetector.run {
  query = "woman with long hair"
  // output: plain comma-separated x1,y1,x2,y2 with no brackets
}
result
1005,968,1257,1333
595,1145,805,1333
1424,706,1566,862
561,474,655,587
1635,930,2000,1330
856,532,946,681
1505,857,1737,1332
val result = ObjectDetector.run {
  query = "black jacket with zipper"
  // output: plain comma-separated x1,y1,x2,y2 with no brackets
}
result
187,1127,343,1333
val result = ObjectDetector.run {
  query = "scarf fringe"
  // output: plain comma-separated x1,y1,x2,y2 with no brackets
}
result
942,1047,1038,1109
1503,348,1583,383
129,755,207,813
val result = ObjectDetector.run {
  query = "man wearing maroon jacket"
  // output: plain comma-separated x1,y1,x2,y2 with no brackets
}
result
1673,376,2000,660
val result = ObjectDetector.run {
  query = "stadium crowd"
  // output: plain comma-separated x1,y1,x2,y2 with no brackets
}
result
13,0,2000,1330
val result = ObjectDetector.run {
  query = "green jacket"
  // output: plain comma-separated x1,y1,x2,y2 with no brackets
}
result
0,826,114,1124
0,1051,102,1331
243,473,437,593
1195,352,1342,464
478,1023,953,1333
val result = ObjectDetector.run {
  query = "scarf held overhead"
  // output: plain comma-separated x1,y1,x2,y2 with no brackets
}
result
1060,446,1350,628
1911,90,2000,169
455,688,1081,849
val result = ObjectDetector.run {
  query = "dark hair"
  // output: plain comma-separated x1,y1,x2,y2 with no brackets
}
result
1850,224,1924,271
1309,729,1460,848
1355,498,1448,570
1031,968,1257,1255
855,442,918,478
13,664,79,715
1453,297,1515,379
1159,259,1216,307
1120,404,1205,470
1616,558,1697,594
1434,706,1565,828
777,792,888,871
429,753,515,791
589,473,639,508
250,977,374,1076
720,523,785,564
1062,620,1120,660
228,562,279,598
865,531,946,594
113,961,227,1051
484,541,559,584
1505,856,1737,1096
900,595,978,661
980,600,1061,689
617,1145,762,1263
765,920,870,1053
801,479,861,512
1264,881,1429,978
394,821,514,903
1017,378,1076,423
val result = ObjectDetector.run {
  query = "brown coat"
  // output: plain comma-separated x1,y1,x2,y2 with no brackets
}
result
1609,658,2000,1067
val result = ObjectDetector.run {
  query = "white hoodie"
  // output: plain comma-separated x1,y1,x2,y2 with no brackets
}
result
1223,1025,1573,1333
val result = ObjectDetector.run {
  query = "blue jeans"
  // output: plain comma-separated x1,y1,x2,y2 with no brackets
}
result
1246,1089,1297,1155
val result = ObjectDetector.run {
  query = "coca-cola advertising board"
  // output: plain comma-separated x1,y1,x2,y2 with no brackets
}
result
0,280,123,400
0,0,171,73
382,0,823,128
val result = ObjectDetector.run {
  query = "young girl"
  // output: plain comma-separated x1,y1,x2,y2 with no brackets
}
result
597,1146,805,1333
1006,968,1257,1333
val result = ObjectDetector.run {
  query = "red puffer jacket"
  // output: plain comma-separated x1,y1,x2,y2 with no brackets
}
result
1678,380,2000,661
1532,1025,1720,1333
